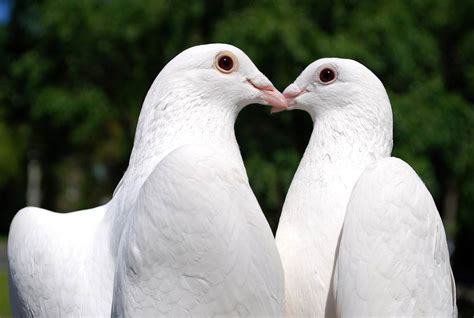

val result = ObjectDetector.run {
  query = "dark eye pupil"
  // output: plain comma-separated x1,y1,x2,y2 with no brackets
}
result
320,68,335,83
218,56,233,71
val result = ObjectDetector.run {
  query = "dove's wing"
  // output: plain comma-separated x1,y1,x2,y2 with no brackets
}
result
334,157,456,317
8,205,112,317
112,144,284,317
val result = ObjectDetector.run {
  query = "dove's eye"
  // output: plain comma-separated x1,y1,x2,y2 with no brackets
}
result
218,56,233,71
319,68,337,84
215,51,239,73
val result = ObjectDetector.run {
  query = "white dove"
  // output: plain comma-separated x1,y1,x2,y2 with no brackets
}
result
276,58,456,317
8,44,287,317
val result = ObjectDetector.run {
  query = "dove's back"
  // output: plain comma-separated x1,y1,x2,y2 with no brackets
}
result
8,205,114,317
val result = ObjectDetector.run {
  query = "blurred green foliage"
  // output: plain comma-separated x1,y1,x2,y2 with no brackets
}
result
0,0,473,314
0,269,11,317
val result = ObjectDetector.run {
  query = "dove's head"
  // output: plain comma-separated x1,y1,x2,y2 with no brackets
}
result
282,58,393,156
282,58,392,124
153,43,287,112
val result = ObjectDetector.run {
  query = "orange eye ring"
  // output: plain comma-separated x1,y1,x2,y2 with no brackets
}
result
215,51,239,74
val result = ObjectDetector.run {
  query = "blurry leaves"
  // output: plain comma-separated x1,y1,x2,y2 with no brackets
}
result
212,0,318,87
0,120,22,185
392,78,474,176
245,149,300,231
32,86,109,144
459,30,474,99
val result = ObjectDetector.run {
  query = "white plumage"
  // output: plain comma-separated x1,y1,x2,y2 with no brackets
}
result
334,157,457,316
276,58,456,317
8,205,113,316
112,145,284,316
8,43,286,317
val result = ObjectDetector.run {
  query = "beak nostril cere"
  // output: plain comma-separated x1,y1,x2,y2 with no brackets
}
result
283,83,304,107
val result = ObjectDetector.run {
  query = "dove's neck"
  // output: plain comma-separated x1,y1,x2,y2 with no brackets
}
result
306,109,392,164
126,87,242,185
276,111,392,316
280,110,393,238
105,79,243,251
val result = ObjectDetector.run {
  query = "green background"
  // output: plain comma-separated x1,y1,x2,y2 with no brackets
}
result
0,0,473,316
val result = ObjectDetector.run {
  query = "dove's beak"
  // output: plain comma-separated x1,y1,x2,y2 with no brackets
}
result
260,86,288,113
247,78,288,112
282,83,305,110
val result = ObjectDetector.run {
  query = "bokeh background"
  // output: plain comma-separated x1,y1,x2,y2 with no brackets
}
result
0,0,473,316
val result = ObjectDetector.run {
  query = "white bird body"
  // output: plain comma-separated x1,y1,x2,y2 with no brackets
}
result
276,58,455,317
8,43,286,317
334,157,457,317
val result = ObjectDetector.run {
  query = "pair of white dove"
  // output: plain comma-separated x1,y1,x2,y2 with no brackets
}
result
8,44,456,317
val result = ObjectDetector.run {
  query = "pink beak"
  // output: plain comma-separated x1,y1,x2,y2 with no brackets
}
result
272,83,305,113
248,80,288,113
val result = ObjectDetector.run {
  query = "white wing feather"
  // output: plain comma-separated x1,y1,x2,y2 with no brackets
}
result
334,157,457,317
8,205,114,317
112,144,284,317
